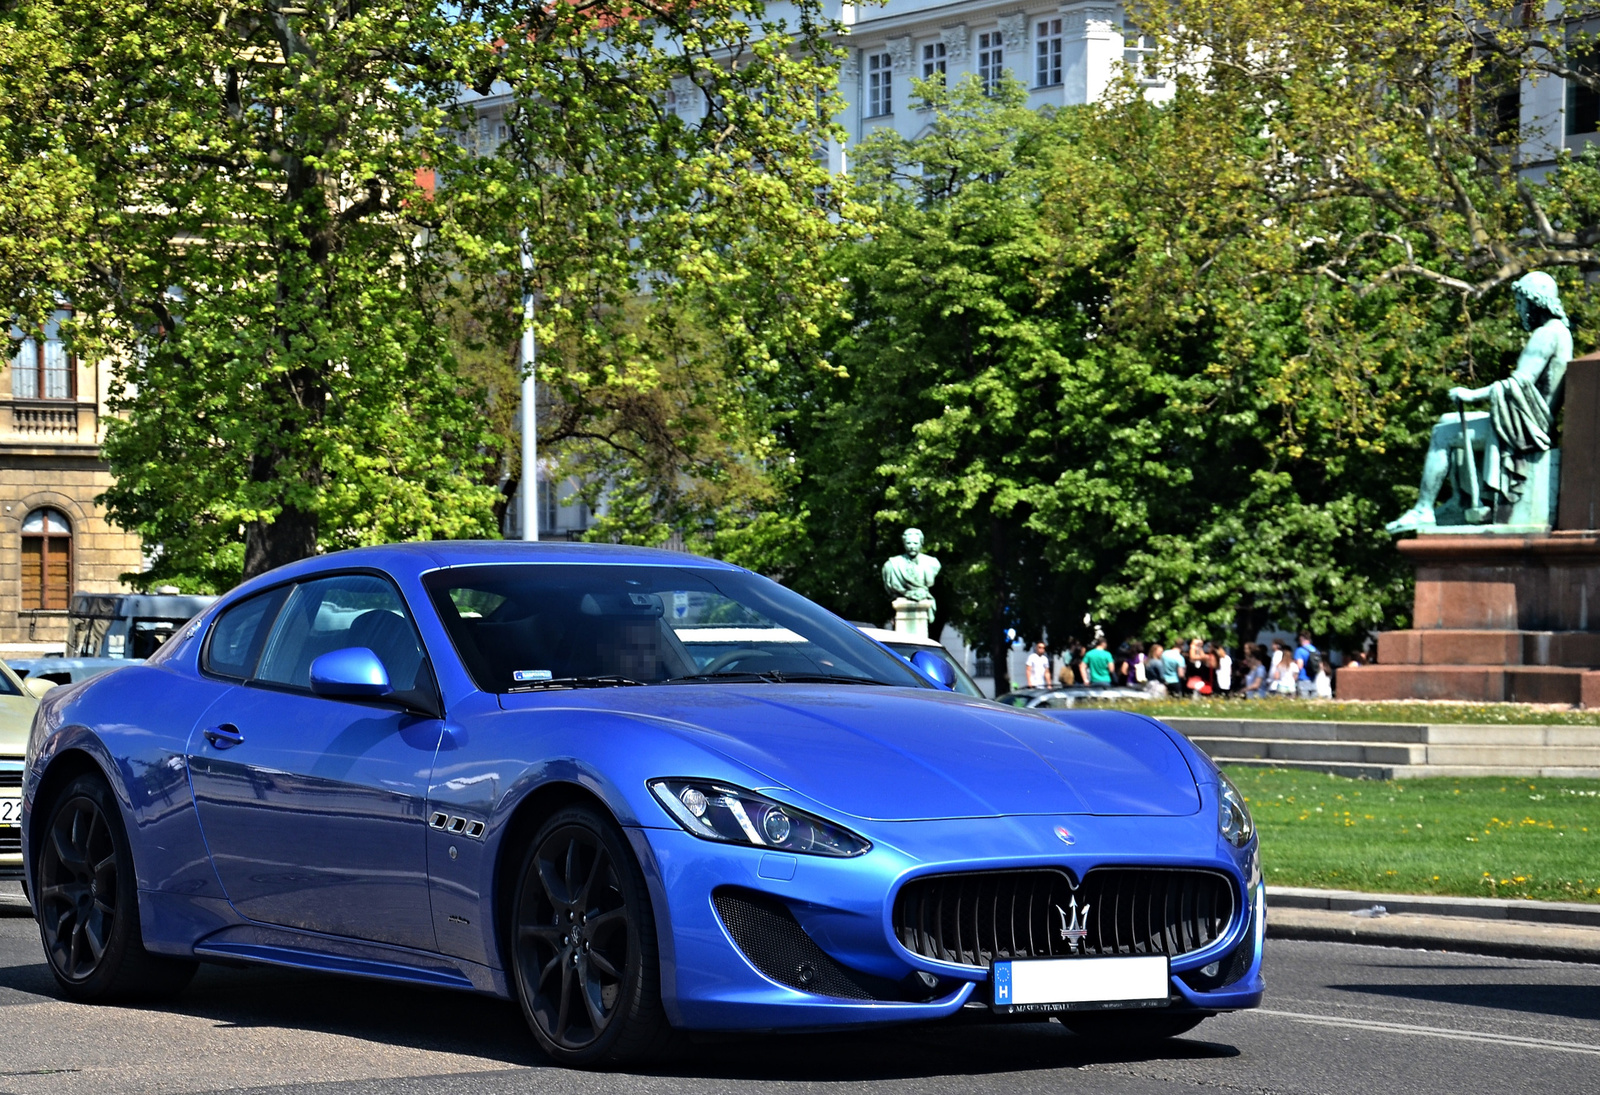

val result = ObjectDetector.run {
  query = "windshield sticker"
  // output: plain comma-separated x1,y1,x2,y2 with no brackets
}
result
513,670,553,682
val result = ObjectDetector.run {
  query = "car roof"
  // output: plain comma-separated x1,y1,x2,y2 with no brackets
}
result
217,541,751,605
855,625,939,647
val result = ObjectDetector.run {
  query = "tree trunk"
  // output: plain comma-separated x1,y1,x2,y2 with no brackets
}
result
243,501,319,580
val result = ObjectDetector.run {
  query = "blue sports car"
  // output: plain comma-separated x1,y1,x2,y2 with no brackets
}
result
20,542,1262,1066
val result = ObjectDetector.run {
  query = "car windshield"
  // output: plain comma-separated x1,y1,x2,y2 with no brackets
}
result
424,564,932,693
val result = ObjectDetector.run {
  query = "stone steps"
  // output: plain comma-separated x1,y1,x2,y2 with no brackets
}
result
1159,717,1600,779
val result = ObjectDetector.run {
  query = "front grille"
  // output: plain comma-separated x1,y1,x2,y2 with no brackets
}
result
0,771,21,790
893,867,1236,968
0,832,20,855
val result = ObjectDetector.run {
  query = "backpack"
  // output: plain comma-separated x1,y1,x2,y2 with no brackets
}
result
1304,648,1323,677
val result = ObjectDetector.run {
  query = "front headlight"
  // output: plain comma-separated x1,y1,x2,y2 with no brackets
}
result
1218,773,1255,848
648,779,871,858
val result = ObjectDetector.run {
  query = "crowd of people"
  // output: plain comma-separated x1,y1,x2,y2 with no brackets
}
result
1024,631,1347,699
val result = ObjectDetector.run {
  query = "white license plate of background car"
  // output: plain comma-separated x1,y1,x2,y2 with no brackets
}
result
992,956,1170,1011
0,795,20,826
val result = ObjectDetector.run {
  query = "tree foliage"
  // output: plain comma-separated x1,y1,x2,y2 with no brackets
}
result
1139,0,1600,296
5,0,852,587
773,60,1595,689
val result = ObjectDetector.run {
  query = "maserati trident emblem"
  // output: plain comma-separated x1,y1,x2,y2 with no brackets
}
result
1053,825,1075,845
1056,895,1091,952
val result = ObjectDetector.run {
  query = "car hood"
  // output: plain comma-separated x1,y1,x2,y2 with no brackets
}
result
503,686,1199,821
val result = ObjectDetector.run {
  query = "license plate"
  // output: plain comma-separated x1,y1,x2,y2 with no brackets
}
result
0,795,20,826
991,955,1170,1013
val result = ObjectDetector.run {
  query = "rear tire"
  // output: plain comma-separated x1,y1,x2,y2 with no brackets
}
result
35,773,197,1001
1064,1011,1207,1043
509,805,670,1067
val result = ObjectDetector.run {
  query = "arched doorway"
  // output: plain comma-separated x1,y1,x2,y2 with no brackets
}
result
21,508,72,611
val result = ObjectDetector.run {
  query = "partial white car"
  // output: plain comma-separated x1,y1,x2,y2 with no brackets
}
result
854,626,986,698
0,659,39,881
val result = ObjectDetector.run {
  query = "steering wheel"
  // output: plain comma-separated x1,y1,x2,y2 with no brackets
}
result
702,648,778,674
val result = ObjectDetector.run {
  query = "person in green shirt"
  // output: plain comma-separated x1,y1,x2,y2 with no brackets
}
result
1082,638,1114,686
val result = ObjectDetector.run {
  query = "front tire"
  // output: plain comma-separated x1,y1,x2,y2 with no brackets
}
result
510,805,669,1067
34,773,197,1001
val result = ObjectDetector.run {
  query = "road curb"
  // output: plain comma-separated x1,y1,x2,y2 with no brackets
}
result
1268,884,1600,927
1268,902,1600,964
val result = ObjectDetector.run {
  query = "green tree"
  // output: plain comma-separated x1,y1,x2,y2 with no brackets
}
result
8,0,852,587
444,0,857,552
776,66,1570,689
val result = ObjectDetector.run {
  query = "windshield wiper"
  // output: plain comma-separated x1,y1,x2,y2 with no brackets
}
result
667,671,886,686
667,671,779,684
765,672,887,686
509,674,648,692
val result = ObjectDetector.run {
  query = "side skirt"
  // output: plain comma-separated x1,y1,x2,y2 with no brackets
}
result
189,921,508,997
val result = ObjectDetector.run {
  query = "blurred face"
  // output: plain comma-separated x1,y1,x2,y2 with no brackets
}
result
596,620,661,679
903,529,923,557
1035,642,1046,655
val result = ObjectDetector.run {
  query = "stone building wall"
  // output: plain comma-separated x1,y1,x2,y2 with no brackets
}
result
1,332,144,651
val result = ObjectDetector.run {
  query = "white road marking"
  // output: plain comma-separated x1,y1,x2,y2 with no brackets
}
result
1258,1008,1600,1056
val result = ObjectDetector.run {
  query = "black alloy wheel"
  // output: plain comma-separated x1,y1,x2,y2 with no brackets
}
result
35,774,196,1000
510,805,668,1066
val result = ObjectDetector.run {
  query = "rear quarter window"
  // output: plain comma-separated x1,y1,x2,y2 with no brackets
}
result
202,589,288,680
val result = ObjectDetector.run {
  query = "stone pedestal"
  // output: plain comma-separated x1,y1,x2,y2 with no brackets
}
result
1341,533,1600,704
1345,350,1600,704
892,598,932,639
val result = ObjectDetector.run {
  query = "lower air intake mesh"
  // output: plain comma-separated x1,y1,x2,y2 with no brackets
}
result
712,888,886,1000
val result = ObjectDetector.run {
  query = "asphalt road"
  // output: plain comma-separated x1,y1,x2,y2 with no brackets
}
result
2,900,1598,1095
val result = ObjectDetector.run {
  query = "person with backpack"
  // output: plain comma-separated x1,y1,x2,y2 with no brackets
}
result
1294,631,1322,699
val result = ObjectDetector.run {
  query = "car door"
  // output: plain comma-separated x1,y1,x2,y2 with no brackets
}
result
186,571,444,951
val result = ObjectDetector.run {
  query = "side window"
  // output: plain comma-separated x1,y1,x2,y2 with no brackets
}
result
203,590,287,679
255,573,429,695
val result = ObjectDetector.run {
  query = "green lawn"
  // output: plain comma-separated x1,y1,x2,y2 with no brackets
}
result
1074,697,1600,725
1226,766,1600,903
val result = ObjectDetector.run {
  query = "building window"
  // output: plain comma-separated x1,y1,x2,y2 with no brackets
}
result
1036,19,1063,88
1468,52,1520,141
978,31,1004,95
11,309,75,400
21,508,72,611
868,52,893,116
1568,46,1599,136
922,41,947,84
1124,20,1161,84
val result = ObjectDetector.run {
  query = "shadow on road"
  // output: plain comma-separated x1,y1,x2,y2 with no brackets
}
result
1331,982,1600,1023
650,1022,1239,1082
0,940,1241,1080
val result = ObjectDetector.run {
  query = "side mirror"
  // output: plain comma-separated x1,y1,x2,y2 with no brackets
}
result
23,676,57,699
910,649,958,691
309,647,393,699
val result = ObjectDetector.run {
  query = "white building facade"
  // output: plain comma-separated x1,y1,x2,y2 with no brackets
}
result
829,1,1162,165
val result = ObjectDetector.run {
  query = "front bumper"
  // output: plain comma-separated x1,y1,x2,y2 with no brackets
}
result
635,811,1265,1031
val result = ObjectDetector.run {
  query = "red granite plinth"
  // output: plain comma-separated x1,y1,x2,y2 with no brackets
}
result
1344,533,1600,704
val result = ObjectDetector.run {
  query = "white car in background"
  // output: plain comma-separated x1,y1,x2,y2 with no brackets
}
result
853,625,987,698
0,659,39,882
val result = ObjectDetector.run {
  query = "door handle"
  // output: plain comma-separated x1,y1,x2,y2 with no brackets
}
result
204,724,245,750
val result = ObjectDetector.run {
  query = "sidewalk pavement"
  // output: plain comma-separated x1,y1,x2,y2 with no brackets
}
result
1267,885,1600,963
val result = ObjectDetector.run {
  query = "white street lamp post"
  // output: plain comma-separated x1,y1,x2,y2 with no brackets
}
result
519,236,537,541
